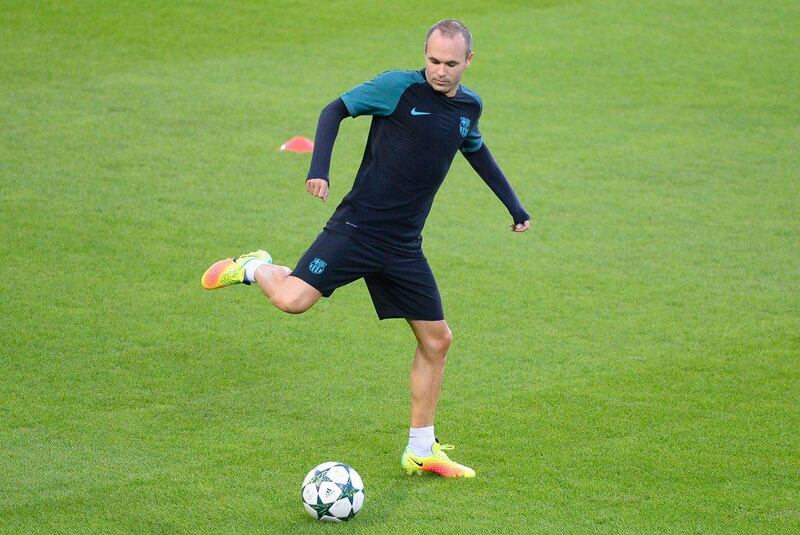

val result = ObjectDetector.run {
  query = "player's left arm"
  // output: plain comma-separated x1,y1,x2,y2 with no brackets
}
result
462,143,531,233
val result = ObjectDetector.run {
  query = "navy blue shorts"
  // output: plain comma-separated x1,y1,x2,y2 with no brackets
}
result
291,230,444,321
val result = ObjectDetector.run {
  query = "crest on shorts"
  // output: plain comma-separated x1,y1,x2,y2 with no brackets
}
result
309,257,327,275
459,116,471,137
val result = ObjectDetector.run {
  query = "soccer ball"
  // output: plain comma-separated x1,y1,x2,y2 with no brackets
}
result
301,462,365,522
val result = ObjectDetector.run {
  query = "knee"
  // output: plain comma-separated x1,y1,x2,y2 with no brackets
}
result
271,293,312,314
419,326,453,358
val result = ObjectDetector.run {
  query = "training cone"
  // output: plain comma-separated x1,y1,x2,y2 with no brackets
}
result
280,136,314,153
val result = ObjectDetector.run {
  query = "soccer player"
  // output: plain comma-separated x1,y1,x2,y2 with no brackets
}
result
201,19,530,478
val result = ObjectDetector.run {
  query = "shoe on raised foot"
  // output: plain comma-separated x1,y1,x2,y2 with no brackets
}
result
401,439,475,478
201,250,272,289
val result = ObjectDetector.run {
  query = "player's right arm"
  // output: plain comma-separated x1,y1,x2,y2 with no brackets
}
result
307,71,415,202
306,98,350,202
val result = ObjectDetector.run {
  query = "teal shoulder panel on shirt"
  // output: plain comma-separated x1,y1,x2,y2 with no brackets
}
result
459,84,484,153
341,70,426,118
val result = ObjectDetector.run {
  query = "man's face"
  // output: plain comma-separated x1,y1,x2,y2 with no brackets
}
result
424,30,474,97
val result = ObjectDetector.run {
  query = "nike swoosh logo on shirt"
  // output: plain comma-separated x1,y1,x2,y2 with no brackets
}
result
410,107,431,116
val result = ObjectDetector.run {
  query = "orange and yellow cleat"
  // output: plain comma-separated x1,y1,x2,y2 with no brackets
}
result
401,440,475,478
201,250,272,289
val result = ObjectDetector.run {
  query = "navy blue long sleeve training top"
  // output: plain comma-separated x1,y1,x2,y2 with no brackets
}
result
307,69,530,255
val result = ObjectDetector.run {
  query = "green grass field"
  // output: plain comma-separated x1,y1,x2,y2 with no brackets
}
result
2,0,798,532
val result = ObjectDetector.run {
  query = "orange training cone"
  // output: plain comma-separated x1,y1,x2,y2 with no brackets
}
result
280,136,314,153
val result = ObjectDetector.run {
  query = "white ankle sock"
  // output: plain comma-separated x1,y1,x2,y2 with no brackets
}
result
244,259,268,283
408,425,435,456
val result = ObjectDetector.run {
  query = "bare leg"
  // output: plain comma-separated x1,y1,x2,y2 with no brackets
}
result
407,319,453,428
254,264,322,314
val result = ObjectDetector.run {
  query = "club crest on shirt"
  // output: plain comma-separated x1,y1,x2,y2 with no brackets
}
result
459,116,471,137
309,257,327,275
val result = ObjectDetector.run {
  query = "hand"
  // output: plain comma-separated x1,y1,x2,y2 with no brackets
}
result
306,178,329,202
510,220,530,233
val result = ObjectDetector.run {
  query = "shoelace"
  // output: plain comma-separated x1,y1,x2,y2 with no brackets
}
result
439,444,455,451
235,253,262,267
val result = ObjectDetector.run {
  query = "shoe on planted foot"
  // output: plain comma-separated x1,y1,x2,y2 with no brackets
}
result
201,250,272,289
401,439,475,478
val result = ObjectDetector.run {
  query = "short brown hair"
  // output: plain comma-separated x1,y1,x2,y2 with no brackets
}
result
425,19,473,57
